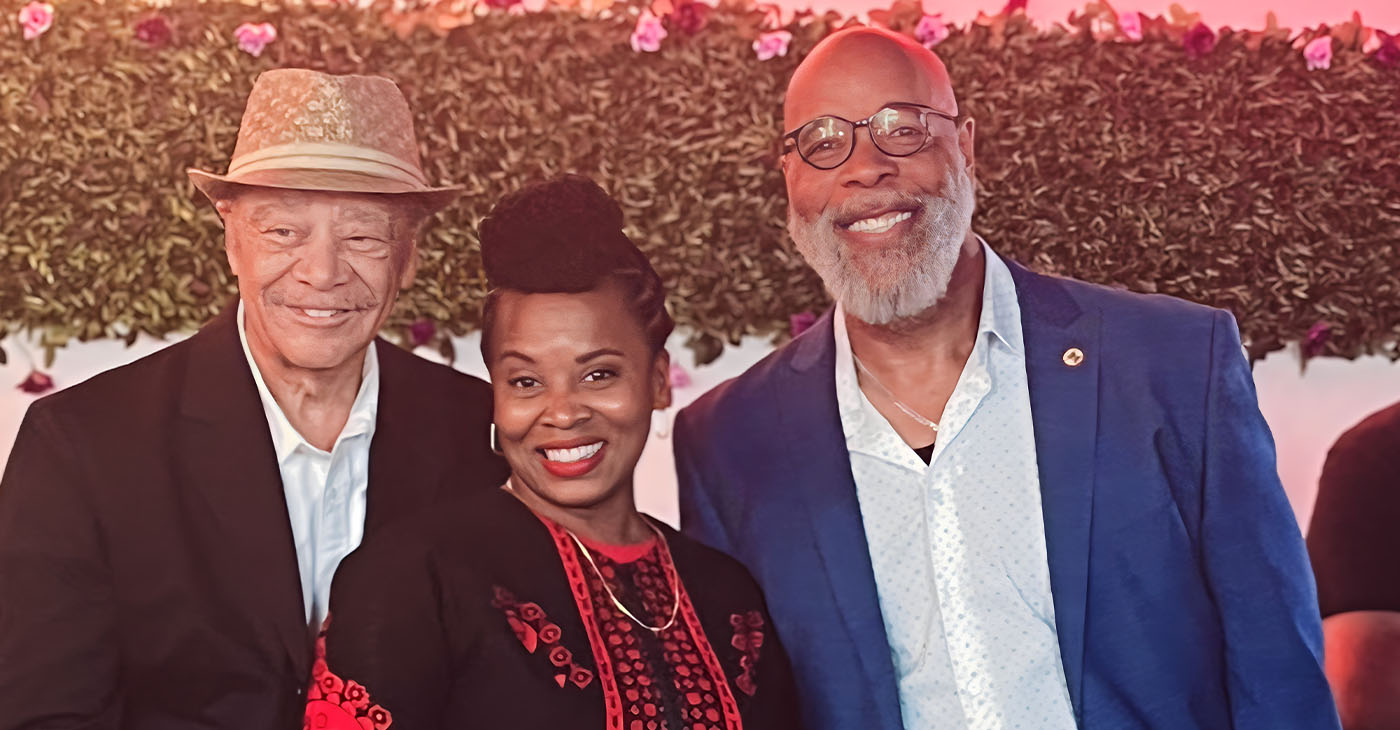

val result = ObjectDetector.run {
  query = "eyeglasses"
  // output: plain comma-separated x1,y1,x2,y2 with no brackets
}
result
781,103,958,170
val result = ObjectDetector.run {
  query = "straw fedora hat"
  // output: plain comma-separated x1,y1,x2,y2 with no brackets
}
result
188,69,460,210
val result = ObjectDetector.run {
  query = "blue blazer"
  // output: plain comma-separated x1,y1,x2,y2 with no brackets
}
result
673,259,1338,730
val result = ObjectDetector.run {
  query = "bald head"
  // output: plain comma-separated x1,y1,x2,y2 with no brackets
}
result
783,28,957,133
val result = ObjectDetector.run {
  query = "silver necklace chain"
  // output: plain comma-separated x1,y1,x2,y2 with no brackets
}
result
852,354,941,431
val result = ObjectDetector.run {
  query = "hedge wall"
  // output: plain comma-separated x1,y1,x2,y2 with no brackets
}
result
2,0,1397,364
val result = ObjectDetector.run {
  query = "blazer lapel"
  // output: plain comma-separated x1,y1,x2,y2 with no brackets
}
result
771,310,904,730
363,339,449,537
1007,260,1100,721
176,305,312,680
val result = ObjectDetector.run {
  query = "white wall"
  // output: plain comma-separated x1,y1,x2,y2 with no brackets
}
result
3,327,1396,530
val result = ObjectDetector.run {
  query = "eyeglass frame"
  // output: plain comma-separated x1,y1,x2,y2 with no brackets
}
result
780,102,961,170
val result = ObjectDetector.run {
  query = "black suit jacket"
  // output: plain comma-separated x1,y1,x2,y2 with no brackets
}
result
0,306,508,730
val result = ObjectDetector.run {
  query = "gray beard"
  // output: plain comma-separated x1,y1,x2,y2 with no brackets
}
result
788,164,976,326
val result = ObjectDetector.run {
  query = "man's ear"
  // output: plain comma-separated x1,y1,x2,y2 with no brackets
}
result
957,116,976,177
218,200,241,277
399,242,420,290
652,348,673,411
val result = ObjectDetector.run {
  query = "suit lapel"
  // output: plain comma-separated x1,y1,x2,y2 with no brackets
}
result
363,339,448,537
771,310,904,730
1007,260,1100,720
176,305,312,679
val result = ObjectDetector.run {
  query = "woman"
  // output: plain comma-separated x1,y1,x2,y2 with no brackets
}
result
306,175,802,730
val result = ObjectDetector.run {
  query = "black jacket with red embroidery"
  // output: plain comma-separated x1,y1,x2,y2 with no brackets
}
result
315,487,803,730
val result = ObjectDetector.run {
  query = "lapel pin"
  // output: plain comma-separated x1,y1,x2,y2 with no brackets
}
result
1062,347,1085,367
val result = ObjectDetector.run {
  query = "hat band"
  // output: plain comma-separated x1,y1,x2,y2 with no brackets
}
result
226,142,430,188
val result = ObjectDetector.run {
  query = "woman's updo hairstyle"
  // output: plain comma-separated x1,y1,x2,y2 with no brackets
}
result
478,174,674,361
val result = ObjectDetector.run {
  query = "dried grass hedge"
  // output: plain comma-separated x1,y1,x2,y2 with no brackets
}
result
2,0,1397,363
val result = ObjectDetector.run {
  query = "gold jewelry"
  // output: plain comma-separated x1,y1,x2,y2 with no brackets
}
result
502,479,680,634
852,353,940,431
566,520,680,635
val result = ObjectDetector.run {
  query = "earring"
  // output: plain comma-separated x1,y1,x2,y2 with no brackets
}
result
652,410,672,440
489,423,503,455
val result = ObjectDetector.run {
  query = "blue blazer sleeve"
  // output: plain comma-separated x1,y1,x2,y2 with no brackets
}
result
1199,310,1339,728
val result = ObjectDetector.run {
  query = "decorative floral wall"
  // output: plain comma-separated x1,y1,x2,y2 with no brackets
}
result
3,0,1397,373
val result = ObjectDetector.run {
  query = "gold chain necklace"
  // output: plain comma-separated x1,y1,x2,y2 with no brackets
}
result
503,480,680,634
566,520,681,635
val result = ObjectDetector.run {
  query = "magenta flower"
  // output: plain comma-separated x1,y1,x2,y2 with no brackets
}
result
1117,10,1142,42
1303,36,1333,70
408,319,437,347
233,22,277,57
1376,31,1400,67
135,15,172,47
485,0,521,9
1302,321,1331,358
1001,0,1027,14
17,2,54,40
17,370,54,395
630,10,667,53
1182,21,1216,59
669,363,692,389
669,0,709,35
753,29,792,61
789,311,817,338
914,14,949,48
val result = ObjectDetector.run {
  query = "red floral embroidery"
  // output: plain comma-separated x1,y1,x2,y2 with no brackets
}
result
492,585,594,690
303,615,393,730
729,610,765,697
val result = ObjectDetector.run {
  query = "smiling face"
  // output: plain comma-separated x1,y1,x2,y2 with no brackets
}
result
218,186,422,373
486,281,671,514
783,29,978,325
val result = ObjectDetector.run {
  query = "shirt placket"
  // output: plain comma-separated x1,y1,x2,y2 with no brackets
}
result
923,340,994,725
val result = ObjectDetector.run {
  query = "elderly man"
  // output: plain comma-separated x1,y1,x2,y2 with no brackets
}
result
675,27,1338,730
0,70,506,729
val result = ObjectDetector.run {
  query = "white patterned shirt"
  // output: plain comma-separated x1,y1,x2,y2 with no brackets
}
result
833,241,1077,730
237,302,377,636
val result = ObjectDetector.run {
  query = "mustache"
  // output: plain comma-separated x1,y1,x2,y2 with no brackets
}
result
822,190,931,226
265,290,377,310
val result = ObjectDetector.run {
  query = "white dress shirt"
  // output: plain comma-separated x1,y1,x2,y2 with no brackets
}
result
237,302,377,635
833,240,1077,730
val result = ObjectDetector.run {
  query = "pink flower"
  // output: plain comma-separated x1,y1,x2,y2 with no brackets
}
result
669,0,709,35
135,15,172,48
1303,36,1333,70
753,29,792,61
515,0,547,13
1001,0,1027,14
17,370,54,395
408,318,436,347
914,14,949,48
18,2,54,40
1182,22,1216,59
1117,10,1142,41
1302,321,1331,358
1375,31,1400,68
789,311,817,338
233,22,277,57
669,363,692,389
630,10,667,52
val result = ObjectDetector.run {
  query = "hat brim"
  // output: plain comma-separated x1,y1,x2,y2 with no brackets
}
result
188,167,462,212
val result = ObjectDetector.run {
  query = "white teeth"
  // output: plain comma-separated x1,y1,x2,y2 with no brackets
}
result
544,442,604,463
300,308,340,318
848,210,912,234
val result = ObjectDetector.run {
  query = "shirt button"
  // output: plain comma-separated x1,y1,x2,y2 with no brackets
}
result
295,685,304,696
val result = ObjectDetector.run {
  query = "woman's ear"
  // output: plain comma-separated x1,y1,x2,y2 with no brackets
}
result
652,349,673,411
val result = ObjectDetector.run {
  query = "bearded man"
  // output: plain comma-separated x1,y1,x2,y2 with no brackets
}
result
673,27,1338,730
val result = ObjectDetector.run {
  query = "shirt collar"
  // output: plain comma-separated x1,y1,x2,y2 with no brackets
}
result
236,301,380,464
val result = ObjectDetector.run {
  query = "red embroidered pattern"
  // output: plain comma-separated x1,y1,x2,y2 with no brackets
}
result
540,517,745,730
303,616,393,730
728,611,765,697
544,521,627,730
492,585,596,689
